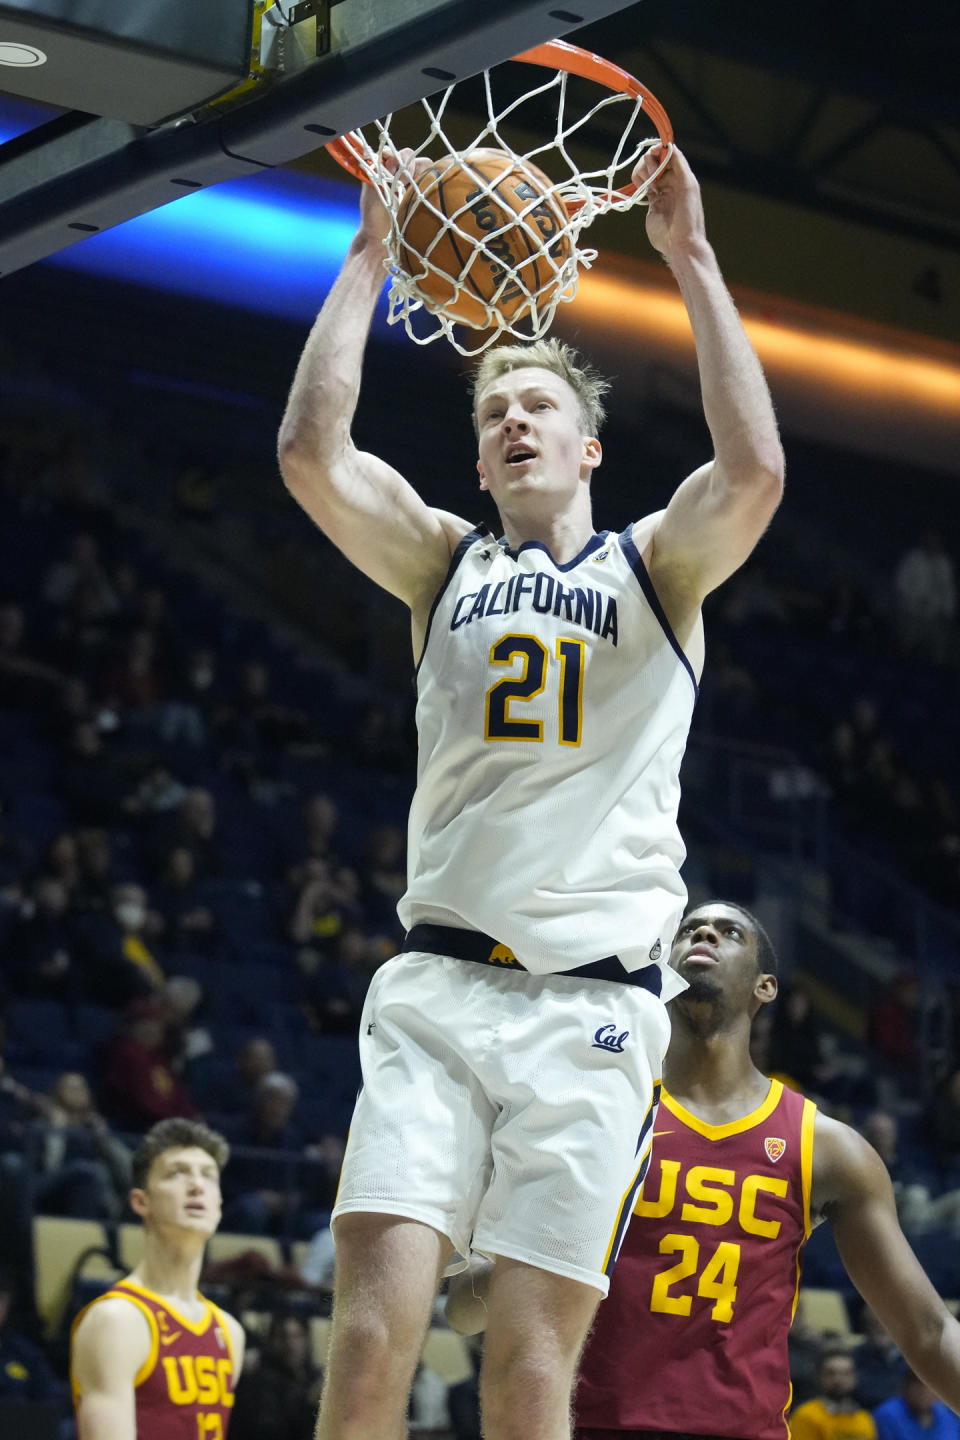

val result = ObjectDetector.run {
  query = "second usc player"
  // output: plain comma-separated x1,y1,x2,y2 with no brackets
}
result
71,1117,244,1440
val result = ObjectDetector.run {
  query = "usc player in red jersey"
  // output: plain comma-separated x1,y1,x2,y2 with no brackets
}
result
448,901,960,1438
71,1117,245,1440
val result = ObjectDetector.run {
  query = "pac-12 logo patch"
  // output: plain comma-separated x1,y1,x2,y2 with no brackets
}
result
764,1136,787,1163
649,939,662,961
592,1023,629,1053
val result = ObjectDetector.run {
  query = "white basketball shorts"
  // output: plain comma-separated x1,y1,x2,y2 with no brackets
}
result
331,950,671,1294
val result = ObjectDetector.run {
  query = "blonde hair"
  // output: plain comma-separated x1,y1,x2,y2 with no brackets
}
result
470,338,611,438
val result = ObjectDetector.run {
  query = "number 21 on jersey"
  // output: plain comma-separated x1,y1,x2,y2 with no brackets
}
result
484,634,585,746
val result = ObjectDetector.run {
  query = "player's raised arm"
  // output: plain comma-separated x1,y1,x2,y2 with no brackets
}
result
814,1113,960,1413
71,1296,151,1440
639,147,785,604
277,152,472,613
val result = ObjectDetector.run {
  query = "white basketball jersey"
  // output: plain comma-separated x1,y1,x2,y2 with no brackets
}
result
398,525,696,999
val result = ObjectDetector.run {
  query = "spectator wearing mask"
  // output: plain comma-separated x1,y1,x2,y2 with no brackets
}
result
77,881,164,1005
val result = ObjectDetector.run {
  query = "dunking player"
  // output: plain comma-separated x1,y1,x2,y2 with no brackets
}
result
450,901,960,1437
71,1117,244,1440
278,142,784,1440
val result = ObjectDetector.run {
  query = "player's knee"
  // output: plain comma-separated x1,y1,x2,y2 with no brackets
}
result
481,1348,569,1431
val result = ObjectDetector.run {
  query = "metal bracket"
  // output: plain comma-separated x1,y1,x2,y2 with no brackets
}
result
260,0,330,71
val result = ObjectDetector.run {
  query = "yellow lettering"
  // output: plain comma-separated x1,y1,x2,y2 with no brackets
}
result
163,1356,197,1405
216,1358,234,1406
634,1159,680,1219
194,1356,219,1406
197,1416,223,1439
681,1166,735,1226
650,1234,697,1315
649,1236,742,1324
739,1174,787,1237
698,1241,740,1322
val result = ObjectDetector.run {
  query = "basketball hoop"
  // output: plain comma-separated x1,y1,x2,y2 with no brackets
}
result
325,38,674,355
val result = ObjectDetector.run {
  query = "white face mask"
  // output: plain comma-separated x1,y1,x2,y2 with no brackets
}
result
116,902,146,931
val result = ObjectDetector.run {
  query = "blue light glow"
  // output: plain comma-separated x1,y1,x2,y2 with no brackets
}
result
0,94,61,142
46,170,370,322
0,91,385,326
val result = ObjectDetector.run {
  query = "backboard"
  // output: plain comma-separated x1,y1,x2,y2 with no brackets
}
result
0,0,642,277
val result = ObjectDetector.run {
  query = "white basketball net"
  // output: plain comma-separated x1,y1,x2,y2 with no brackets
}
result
338,60,673,354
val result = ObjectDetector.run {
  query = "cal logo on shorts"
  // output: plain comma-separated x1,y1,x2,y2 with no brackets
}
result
487,943,522,967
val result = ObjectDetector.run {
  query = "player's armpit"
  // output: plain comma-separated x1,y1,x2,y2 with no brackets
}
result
281,439,472,612
646,456,783,605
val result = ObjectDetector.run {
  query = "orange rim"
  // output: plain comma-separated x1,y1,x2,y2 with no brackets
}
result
324,36,673,206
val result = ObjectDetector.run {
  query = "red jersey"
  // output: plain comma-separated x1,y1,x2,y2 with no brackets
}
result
576,1079,816,1440
71,1277,237,1439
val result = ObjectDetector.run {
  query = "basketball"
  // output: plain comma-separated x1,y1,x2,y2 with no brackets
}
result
395,148,572,328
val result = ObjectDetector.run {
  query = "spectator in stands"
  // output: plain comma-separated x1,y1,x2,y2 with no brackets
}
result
870,973,920,1079
298,932,370,1037
360,823,407,931
893,530,956,665
221,1071,306,1235
58,717,126,826
0,601,67,709
0,1265,62,1408
287,858,363,953
33,830,80,899
304,1131,346,1211
229,1037,277,1113
42,530,117,616
823,579,877,647
0,1046,121,1222
77,881,165,1005
769,984,830,1094
874,1370,960,1440
926,1068,960,1159
33,1070,131,1219
788,1294,826,1409
854,1305,911,1411
231,1312,321,1440
349,702,411,774
122,760,188,822
71,827,115,914
790,1348,876,1440
153,846,219,951
98,625,167,717
860,1110,933,1232
45,576,117,681
280,792,341,874
149,786,221,878
157,645,222,748
127,583,179,673
2,875,76,1002
101,997,197,1129
161,975,213,1069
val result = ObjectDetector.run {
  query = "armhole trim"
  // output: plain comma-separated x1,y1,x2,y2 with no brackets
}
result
415,524,487,676
618,524,698,698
